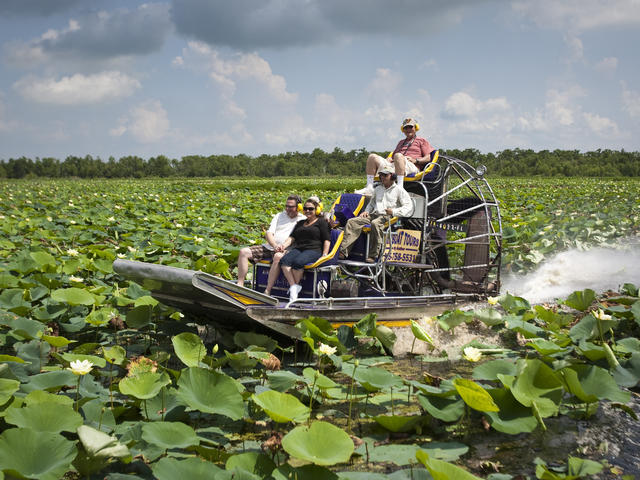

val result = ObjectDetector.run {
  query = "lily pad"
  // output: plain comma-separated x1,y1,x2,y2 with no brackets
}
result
151,457,221,480
172,332,207,367
252,390,310,423
176,367,244,420
119,371,171,400
282,421,354,466
0,428,77,480
5,402,83,433
142,421,200,449
453,378,499,412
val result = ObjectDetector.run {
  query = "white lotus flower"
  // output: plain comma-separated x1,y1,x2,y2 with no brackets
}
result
127,246,136,252
194,236,204,244
67,248,79,257
594,308,611,321
69,275,83,282
68,359,93,375
47,216,53,222
117,253,126,258
317,343,337,356
175,223,183,228
463,347,482,362
108,216,116,222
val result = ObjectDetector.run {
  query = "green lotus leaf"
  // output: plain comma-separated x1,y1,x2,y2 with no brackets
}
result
437,310,473,331
410,319,434,343
102,345,126,365
5,402,83,433
51,287,98,306
354,366,403,392
77,425,131,459
225,452,276,477
474,308,504,326
21,370,77,393
526,338,566,356
252,390,310,423
84,307,116,327
4,316,44,340
172,332,207,367
564,289,596,311
142,421,200,449
373,324,397,353
151,457,221,480
373,414,423,433
472,359,518,381
134,295,159,307
0,289,31,316
497,293,531,315
176,367,244,420
125,305,152,328
40,334,75,348
485,388,538,434
0,378,20,405
30,251,56,269
567,456,604,477
234,331,278,352
303,368,338,389
453,378,499,412
510,359,563,418
282,421,354,466
0,428,77,480
417,394,465,422
0,354,25,363
267,370,303,392
504,314,545,338
416,450,483,480
119,371,171,400
357,441,468,467
560,365,630,404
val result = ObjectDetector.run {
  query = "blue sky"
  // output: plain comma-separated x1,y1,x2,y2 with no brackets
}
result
0,0,638,160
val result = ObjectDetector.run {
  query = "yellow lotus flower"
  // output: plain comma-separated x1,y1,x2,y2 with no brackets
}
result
317,343,337,356
487,296,499,306
463,347,482,362
67,248,79,257
68,359,93,375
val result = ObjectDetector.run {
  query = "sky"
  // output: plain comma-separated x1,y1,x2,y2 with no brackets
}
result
0,0,639,161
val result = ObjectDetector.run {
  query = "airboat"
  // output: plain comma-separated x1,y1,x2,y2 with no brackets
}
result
113,153,502,339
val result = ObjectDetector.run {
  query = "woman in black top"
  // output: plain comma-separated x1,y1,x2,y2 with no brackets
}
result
280,198,330,302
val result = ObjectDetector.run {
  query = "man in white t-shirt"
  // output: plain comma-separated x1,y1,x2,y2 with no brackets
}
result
236,195,305,295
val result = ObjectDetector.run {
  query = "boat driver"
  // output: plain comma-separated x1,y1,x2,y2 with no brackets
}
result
356,118,435,193
236,194,305,295
340,166,413,263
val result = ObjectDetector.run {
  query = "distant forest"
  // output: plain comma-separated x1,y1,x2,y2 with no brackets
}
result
1,148,639,178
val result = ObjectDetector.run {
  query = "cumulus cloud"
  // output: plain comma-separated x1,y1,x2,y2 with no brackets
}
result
0,0,81,17
171,0,488,49
583,112,619,136
595,56,618,72
175,41,297,105
13,71,141,105
443,91,510,120
621,83,640,117
4,3,171,66
111,100,170,143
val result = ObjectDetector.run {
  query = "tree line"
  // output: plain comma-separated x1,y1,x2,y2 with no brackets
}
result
1,147,638,179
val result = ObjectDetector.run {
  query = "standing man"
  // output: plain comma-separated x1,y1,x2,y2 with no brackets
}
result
236,195,305,295
356,118,435,193
341,166,413,263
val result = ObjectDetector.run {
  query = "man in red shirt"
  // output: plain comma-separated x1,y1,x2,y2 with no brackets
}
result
356,118,435,194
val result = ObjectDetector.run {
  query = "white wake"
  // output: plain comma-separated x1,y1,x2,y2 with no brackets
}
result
502,238,640,304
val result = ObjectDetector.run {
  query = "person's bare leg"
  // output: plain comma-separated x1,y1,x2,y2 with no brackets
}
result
393,153,407,187
264,252,284,295
236,247,252,286
292,268,304,285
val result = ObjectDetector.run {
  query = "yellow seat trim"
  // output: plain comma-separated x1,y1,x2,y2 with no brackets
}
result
375,150,439,182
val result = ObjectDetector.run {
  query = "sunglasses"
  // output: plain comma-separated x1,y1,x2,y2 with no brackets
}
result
303,206,315,212
403,125,415,130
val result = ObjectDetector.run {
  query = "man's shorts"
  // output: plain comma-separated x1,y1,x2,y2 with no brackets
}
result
375,155,420,175
248,245,274,262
